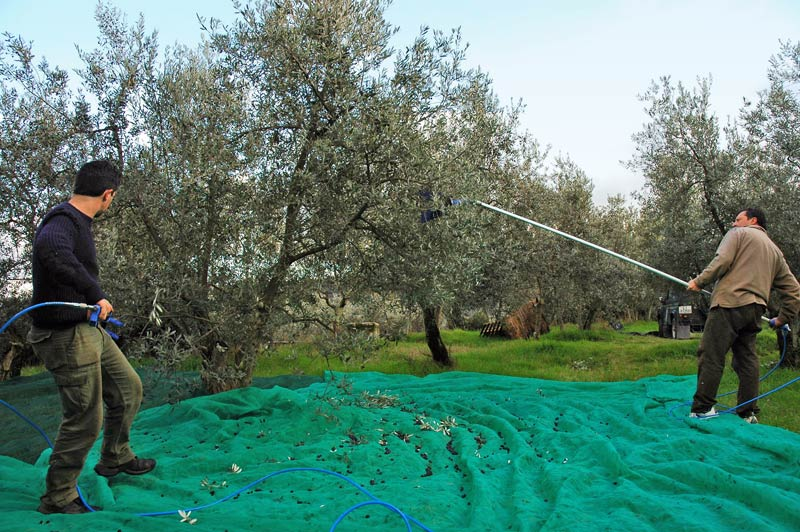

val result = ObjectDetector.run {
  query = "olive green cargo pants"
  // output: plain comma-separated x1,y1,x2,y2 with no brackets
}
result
691,303,763,417
28,323,142,508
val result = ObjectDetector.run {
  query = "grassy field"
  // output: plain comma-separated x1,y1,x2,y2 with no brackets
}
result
21,320,799,432
254,321,800,433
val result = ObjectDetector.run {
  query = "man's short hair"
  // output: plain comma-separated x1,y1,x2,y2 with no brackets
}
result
745,207,767,231
73,160,121,196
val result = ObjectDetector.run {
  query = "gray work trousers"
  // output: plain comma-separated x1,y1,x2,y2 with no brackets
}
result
691,304,763,417
28,323,142,507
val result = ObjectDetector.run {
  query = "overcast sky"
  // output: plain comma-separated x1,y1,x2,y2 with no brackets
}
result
2,1,799,203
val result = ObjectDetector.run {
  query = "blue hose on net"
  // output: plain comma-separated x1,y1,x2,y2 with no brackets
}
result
0,398,54,449
1,303,433,531
668,326,795,419
137,467,430,532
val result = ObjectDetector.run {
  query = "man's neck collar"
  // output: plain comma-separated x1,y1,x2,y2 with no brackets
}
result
68,195,100,219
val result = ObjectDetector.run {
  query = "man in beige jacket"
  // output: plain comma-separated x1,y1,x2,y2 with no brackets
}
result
687,208,800,423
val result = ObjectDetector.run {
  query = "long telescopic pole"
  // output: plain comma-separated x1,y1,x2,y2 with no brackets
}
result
472,200,712,296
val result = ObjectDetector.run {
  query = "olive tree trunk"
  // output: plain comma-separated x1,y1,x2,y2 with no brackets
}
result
422,305,451,366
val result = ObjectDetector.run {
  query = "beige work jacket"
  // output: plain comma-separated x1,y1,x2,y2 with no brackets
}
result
693,226,800,324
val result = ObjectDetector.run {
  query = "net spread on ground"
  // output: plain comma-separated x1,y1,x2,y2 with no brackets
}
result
2,370,800,531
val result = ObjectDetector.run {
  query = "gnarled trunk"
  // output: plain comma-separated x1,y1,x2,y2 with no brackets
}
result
0,342,27,381
422,305,451,366
201,339,254,394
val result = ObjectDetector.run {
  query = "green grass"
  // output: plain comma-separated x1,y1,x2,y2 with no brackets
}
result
262,323,700,381
259,322,800,433
16,321,800,432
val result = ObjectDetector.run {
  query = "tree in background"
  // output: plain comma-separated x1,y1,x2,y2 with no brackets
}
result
508,158,647,330
738,40,800,264
113,45,258,392
628,76,739,284
737,40,800,365
0,34,98,288
450,134,551,326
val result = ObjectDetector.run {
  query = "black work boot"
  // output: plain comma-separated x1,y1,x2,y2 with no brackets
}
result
94,457,156,477
38,497,98,514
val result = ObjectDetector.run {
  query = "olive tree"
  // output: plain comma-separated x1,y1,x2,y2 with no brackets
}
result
628,76,740,283
737,40,800,365
738,40,800,263
0,33,99,287
207,1,535,366
502,158,647,330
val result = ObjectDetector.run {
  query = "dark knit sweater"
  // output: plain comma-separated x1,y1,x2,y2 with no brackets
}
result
30,202,107,328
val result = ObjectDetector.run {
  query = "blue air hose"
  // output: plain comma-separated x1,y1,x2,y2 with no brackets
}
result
136,467,428,532
0,398,54,448
0,301,97,335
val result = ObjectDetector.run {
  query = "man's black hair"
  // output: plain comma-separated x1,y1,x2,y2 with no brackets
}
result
745,207,767,231
73,160,121,197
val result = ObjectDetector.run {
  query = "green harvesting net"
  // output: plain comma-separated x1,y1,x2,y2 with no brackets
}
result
2,370,800,531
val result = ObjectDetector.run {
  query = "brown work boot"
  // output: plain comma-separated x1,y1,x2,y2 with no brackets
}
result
38,497,98,514
94,457,156,477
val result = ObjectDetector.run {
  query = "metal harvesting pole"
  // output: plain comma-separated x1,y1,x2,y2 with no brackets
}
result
472,200,711,295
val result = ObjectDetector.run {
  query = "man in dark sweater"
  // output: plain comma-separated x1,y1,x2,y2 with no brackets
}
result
28,160,155,515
